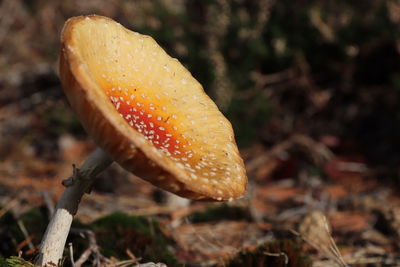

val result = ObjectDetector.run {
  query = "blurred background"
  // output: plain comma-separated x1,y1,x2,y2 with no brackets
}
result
1,0,400,266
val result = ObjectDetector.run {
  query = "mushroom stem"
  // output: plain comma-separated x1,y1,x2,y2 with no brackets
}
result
36,148,113,266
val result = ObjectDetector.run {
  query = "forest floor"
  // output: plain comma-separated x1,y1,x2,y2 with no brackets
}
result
1,90,400,266
0,1,399,265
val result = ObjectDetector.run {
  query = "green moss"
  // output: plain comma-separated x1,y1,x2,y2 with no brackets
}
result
0,257,35,267
89,213,179,266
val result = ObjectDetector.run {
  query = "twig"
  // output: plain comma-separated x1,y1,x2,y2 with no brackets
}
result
69,243,75,267
126,249,141,265
74,246,93,267
132,263,167,267
263,252,289,264
0,198,18,219
113,259,137,267
41,191,55,218
246,134,333,173
70,228,113,267
13,211,35,251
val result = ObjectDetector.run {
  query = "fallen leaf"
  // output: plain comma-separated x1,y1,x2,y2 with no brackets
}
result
257,185,304,202
329,212,372,233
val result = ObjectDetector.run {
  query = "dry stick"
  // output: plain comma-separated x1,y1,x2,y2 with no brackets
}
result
0,198,18,219
13,212,35,251
246,134,333,173
74,246,93,267
41,191,55,218
35,148,113,266
71,228,112,267
69,243,75,267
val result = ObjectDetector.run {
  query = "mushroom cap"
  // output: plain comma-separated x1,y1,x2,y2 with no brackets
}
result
59,15,247,200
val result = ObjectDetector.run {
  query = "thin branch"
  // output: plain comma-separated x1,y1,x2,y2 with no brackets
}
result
41,191,55,218
70,228,113,267
69,243,75,267
13,211,35,251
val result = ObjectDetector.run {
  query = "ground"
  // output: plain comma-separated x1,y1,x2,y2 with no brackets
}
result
1,0,400,266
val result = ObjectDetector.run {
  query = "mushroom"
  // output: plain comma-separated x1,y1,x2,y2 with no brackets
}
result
36,15,247,266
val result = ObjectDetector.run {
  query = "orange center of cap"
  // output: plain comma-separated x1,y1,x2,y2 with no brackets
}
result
105,86,193,160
